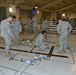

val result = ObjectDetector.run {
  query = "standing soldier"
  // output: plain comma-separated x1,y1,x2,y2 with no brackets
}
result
32,16,38,36
42,17,48,31
0,15,15,55
57,18,72,53
12,16,22,45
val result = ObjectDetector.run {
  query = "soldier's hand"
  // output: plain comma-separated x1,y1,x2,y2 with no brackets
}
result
45,42,48,45
14,38,16,42
19,32,22,35
12,37,16,42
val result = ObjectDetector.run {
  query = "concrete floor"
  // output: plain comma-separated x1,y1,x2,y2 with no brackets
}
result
0,33,76,75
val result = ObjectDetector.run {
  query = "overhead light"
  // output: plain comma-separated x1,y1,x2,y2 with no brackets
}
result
37,10,39,14
9,5,16,13
9,7,13,12
35,5,38,9
35,6,38,9
62,13,65,17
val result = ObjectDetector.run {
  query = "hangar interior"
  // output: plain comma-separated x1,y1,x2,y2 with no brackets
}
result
0,0,76,75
